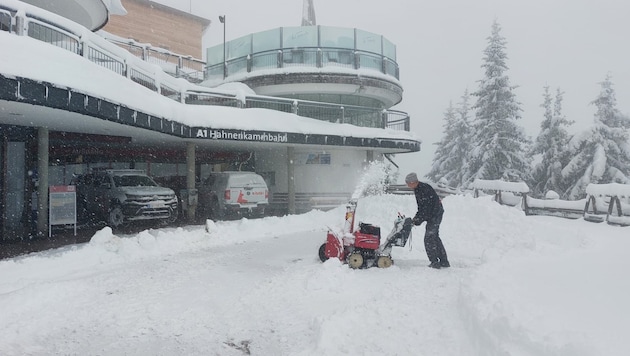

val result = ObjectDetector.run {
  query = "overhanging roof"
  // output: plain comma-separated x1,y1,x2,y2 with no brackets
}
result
19,0,113,31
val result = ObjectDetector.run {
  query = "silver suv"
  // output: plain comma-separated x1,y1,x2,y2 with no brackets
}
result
197,171,269,220
73,169,178,228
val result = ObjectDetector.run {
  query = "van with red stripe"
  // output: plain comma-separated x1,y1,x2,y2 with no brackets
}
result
197,171,269,220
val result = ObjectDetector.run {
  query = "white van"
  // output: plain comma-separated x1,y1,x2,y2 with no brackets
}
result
197,171,269,220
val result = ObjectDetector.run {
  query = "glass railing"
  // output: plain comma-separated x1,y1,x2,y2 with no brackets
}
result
206,26,400,82
0,4,409,132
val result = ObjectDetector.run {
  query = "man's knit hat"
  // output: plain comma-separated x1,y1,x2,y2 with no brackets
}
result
405,172,419,184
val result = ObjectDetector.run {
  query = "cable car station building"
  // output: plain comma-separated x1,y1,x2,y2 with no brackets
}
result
0,0,420,240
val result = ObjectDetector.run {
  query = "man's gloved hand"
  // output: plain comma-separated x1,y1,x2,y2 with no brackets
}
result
412,216,422,225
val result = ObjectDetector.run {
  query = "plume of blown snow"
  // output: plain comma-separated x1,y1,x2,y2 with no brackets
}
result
351,160,396,199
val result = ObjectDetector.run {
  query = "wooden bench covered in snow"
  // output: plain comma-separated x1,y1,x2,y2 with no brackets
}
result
523,191,586,219
472,179,529,207
585,183,630,226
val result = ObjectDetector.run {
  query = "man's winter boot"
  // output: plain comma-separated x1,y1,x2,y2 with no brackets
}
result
440,260,450,268
428,261,441,269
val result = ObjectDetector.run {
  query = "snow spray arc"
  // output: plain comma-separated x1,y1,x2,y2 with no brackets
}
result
196,129,288,143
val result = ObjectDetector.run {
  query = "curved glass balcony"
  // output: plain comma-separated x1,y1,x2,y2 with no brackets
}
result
206,26,399,83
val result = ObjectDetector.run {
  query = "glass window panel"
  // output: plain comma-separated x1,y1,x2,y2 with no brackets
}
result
135,162,149,172
1,12,12,32
319,26,354,49
150,163,177,177
252,28,280,53
358,53,382,71
206,44,223,66
228,34,251,59
383,38,396,60
282,26,317,48
356,29,381,54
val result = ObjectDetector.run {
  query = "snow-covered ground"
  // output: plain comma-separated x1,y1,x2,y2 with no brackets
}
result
1,193,629,356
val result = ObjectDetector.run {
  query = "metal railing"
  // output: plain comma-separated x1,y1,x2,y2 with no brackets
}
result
0,3,410,132
86,44,125,76
103,36,206,83
27,19,80,54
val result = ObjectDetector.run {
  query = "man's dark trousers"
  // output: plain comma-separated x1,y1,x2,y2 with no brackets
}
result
424,211,448,264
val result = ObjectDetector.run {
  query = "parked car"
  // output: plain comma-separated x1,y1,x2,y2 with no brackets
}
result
197,171,269,220
72,169,178,228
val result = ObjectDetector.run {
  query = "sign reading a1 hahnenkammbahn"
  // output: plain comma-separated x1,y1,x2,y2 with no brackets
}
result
49,185,77,237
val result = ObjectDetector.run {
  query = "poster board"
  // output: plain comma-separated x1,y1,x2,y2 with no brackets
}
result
49,185,77,237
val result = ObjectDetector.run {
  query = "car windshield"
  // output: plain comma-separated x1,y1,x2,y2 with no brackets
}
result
112,175,157,187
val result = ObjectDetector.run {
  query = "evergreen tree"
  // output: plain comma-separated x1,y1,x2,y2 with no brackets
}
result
529,86,573,197
562,74,630,199
426,90,472,188
463,20,532,186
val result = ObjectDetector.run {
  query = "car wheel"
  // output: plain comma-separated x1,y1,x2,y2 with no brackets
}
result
166,207,178,224
108,205,125,228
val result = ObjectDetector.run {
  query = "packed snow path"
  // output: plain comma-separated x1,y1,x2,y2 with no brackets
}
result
1,194,628,355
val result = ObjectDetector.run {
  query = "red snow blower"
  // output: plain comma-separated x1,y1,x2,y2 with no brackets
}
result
318,199,413,269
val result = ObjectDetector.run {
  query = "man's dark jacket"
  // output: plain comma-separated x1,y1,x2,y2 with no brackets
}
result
413,182,444,223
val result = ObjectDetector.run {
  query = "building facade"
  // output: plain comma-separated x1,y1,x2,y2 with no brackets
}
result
102,0,209,59
0,0,420,241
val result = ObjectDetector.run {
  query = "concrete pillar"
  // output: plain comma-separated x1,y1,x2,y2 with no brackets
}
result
366,150,374,163
37,127,49,237
287,146,295,214
186,142,196,221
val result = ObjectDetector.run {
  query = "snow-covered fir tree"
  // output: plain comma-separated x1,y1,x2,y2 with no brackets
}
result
562,74,630,199
426,90,472,188
463,20,532,186
529,86,574,197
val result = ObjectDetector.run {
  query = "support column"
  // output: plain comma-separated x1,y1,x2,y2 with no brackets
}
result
287,147,295,215
366,150,374,163
37,127,49,237
186,142,197,221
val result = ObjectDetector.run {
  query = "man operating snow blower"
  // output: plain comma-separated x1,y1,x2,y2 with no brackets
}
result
405,172,450,269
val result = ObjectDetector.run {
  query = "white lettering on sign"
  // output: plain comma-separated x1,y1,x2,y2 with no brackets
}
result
206,130,288,143
196,129,208,138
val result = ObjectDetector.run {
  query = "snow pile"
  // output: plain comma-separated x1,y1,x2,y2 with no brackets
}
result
472,179,530,193
586,182,630,197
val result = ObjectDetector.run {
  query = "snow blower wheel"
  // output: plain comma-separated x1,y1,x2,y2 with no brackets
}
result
377,256,393,268
318,243,328,262
348,253,364,269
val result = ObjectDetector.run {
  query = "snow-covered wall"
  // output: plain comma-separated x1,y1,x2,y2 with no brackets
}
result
256,148,367,195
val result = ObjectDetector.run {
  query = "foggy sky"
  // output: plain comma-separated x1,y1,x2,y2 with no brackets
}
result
152,0,629,178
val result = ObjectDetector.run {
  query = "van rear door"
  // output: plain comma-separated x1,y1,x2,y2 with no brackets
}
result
227,173,268,207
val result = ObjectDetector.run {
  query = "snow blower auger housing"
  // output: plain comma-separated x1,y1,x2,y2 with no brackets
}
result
318,199,413,269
